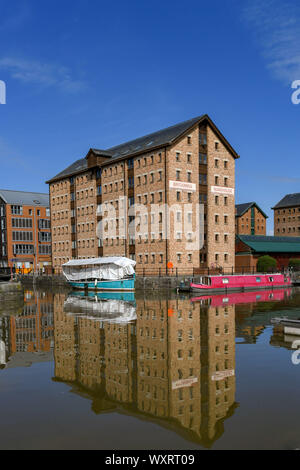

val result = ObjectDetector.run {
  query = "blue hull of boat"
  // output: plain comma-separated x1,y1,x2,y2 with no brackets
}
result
69,278,135,292
71,291,135,302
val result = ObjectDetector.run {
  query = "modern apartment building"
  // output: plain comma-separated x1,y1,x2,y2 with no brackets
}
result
273,193,300,237
0,190,51,271
235,202,267,236
46,115,239,274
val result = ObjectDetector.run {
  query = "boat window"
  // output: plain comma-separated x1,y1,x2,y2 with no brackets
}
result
269,277,274,282
222,278,229,284
256,277,261,283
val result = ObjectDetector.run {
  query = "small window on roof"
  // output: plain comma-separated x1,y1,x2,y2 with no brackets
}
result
222,278,229,284
256,277,261,282
269,277,274,282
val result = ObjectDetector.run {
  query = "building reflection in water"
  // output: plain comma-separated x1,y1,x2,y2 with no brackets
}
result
0,290,54,368
53,292,237,447
234,289,292,344
0,287,295,446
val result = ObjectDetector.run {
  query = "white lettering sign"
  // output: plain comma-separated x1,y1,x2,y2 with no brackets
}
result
169,180,196,192
172,377,198,389
211,370,235,381
211,186,234,196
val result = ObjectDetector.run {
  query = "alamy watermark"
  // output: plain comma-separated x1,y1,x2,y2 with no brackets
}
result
0,80,6,104
96,198,205,251
291,80,300,105
291,339,300,365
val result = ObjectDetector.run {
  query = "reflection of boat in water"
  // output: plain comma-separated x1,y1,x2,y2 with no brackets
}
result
271,317,300,349
191,288,292,306
62,257,136,292
271,317,300,328
186,273,292,294
64,293,136,323
271,317,300,333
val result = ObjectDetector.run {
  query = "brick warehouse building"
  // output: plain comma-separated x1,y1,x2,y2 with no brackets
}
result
0,190,51,272
46,115,239,274
235,235,300,271
273,193,300,237
235,202,267,236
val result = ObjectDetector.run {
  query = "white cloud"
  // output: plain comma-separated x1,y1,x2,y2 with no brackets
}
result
242,0,300,83
0,57,85,93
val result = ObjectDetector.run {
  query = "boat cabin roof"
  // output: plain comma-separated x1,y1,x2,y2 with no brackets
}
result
62,256,136,269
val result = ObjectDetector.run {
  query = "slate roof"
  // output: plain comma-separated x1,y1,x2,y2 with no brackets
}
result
237,235,300,253
272,193,300,209
106,115,204,159
46,114,240,183
46,158,88,183
235,202,268,219
0,189,49,207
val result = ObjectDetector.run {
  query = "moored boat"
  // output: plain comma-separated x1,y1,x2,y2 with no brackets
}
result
189,273,292,294
62,256,136,291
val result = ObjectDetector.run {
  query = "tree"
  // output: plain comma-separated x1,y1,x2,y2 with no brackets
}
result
288,258,300,270
257,255,277,273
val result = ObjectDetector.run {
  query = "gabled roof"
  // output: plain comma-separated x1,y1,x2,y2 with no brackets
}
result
272,193,300,210
46,114,240,183
235,202,268,219
237,235,300,253
0,189,49,207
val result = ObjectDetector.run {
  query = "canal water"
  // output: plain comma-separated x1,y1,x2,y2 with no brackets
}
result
0,286,300,450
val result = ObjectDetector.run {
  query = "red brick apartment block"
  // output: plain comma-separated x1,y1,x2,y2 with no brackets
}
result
235,202,267,236
273,193,300,237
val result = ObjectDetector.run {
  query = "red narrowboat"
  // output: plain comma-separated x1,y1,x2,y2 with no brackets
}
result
191,288,292,306
190,273,292,294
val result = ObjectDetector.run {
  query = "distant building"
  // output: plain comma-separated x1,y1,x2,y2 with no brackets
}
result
272,193,300,237
235,202,267,236
0,189,51,271
235,234,300,270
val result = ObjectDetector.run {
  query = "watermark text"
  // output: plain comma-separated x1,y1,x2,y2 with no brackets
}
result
0,80,6,104
291,80,300,105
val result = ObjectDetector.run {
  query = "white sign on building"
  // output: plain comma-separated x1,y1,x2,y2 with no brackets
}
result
172,377,198,389
211,370,235,381
211,186,234,196
169,181,196,192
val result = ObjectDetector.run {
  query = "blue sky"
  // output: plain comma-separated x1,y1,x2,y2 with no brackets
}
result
1,0,300,234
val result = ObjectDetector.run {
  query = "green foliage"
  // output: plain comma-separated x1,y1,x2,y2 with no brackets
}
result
257,255,277,273
288,258,300,269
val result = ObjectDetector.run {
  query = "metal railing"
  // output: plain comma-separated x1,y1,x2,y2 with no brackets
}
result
135,265,283,277
9,265,288,279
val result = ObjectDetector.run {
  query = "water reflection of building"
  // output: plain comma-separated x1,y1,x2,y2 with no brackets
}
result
0,290,54,367
270,321,300,350
233,289,292,344
55,293,237,447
